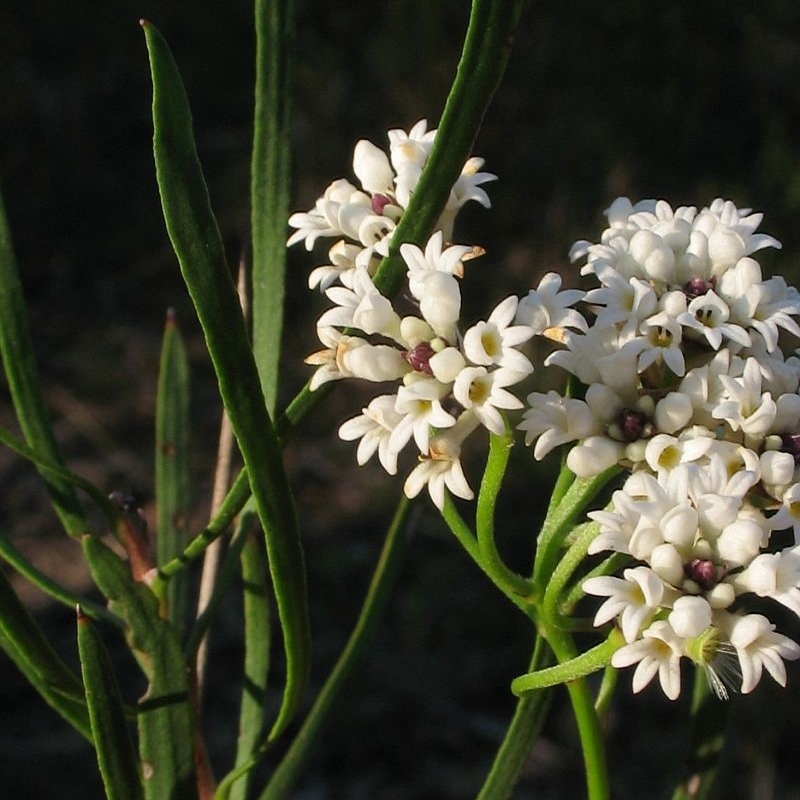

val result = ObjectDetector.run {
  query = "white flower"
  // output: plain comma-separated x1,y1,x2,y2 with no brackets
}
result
352,139,394,196
678,289,751,350
308,240,363,292
636,312,685,376
567,435,625,478
668,596,712,639
726,613,800,694
401,232,471,340
318,268,403,341
463,296,534,375
403,416,479,510
769,483,800,543
304,328,364,390
515,272,587,335
611,620,684,700
735,547,800,617
518,391,597,460
583,566,665,643
749,276,800,352
390,377,457,454
287,179,371,250
713,357,777,438
452,366,524,435
338,395,404,475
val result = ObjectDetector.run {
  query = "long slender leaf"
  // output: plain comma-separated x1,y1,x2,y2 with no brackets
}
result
141,19,309,742
0,527,121,627
228,520,271,800
250,0,294,415
0,560,90,738
155,309,191,639
0,189,87,535
257,497,412,800
83,535,197,800
77,607,144,800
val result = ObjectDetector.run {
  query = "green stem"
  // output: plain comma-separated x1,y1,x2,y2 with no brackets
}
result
544,626,610,800
477,431,535,598
154,468,251,586
476,635,553,800
441,495,533,618
510,632,621,695
541,521,599,624
532,467,618,589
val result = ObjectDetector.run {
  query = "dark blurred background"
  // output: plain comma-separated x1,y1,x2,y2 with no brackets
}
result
3,1,800,798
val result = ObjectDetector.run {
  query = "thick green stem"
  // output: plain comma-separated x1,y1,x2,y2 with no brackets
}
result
545,626,610,800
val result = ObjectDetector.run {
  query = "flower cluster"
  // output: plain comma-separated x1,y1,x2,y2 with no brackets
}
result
288,119,496,291
290,122,533,509
520,198,800,699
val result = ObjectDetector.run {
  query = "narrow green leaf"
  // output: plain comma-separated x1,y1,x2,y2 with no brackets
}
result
251,0,294,415
83,535,197,800
155,310,191,638
142,19,309,741
228,520,271,800
257,497,412,800
0,527,121,627
0,560,90,738
77,608,144,800
0,188,87,535
372,0,523,297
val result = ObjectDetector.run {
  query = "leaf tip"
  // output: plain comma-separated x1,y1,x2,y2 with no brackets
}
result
139,18,151,29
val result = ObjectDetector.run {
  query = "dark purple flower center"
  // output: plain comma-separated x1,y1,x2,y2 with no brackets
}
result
618,408,650,442
404,343,436,374
685,558,718,591
371,193,393,215
682,276,716,300
780,433,800,464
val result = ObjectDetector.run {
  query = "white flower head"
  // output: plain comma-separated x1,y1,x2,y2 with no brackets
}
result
611,620,685,700
463,295,534,375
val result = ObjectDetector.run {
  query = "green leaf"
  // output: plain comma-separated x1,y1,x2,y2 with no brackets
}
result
251,0,294,415
257,496,412,800
371,0,524,298
0,527,121,627
228,519,271,800
0,189,87,535
0,558,90,738
77,608,144,800
155,310,191,638
83,535,197,800
141,19,309,741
